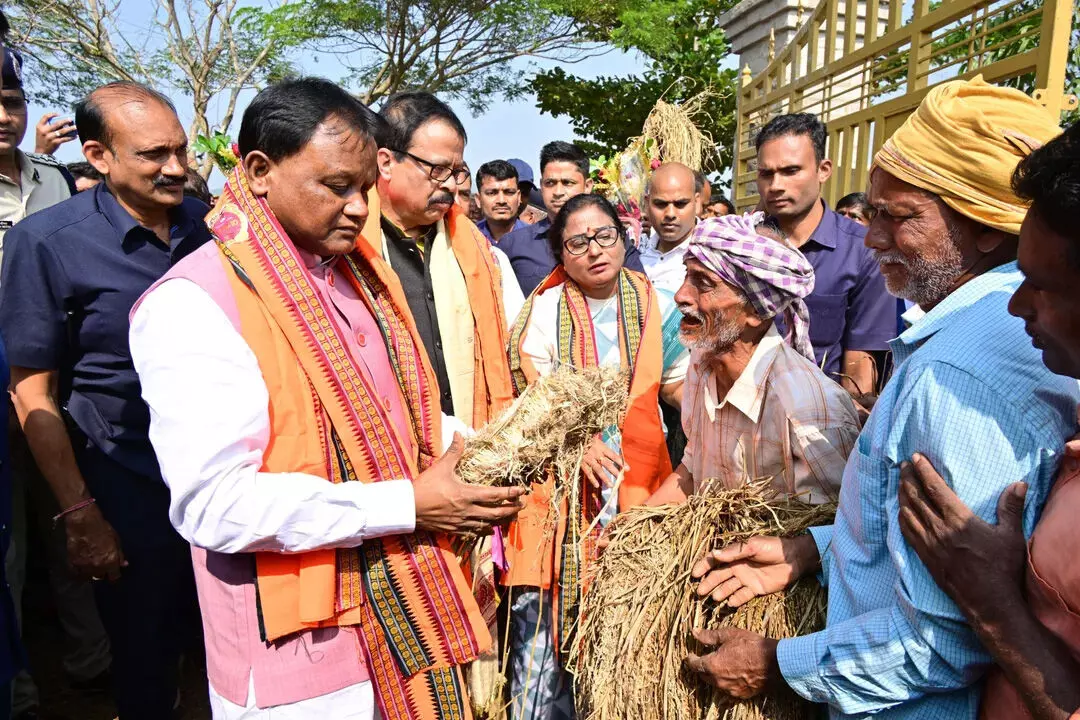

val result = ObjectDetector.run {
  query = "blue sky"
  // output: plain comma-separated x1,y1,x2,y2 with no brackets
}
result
23,14,652,191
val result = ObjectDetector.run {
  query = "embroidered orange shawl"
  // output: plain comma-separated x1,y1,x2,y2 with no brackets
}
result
208,168,487,720
359,191,515,428
503,266,672,646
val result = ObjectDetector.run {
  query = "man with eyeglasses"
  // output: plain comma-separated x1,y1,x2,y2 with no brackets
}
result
365,90,522,431
363,92,524,708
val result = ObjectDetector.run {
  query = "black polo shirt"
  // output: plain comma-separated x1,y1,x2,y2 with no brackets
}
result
380,216,455,416
0,183,210,480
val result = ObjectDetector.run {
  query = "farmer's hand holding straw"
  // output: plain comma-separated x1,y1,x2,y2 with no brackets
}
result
689,534,822,608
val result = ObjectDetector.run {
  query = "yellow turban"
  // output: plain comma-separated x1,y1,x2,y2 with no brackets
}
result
873,75,1061,236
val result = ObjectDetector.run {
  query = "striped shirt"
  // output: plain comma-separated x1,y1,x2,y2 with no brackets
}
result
681,325,860,503
778,262,1080,719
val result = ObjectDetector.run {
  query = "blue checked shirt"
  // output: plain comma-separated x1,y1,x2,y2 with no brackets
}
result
777,262,1080,719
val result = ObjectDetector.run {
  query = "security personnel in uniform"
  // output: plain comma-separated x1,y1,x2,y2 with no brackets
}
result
0,40,112,720
0,47,74,267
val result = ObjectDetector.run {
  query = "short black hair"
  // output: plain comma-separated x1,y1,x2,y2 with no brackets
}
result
378,90,466,157
476,159,518,187
239,77,384,162
710,195,736,215
539,141,589,179
836,191,875,220
755,113,827,164
548,193,626,264
184,168,212,206
0,10,9,41
693,170,707,195
75,82,177,149
1013,120,1080,268
66,161,103,182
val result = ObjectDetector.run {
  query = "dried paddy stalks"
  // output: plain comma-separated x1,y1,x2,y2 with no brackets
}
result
571,482,835,720
457,365,629,489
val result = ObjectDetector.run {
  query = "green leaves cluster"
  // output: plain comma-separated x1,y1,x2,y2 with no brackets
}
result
531,0,740,177
191,130,239,174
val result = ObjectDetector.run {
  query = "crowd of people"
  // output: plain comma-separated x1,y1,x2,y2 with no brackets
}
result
0,6,1078,720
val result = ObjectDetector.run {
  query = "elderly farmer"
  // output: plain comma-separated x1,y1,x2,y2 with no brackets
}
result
645,212,859,508
686,76,1080,720
897,120,1080,720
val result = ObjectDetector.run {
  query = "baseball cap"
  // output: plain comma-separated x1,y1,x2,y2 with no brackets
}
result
507,158,534,185
1,47,23,90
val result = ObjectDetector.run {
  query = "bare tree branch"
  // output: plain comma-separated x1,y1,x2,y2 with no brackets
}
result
7,0,304,178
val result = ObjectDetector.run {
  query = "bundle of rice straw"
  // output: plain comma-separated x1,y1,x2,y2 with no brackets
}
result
457,364,629,489
639,90,717,172
457,365,629,719
570,481,835,720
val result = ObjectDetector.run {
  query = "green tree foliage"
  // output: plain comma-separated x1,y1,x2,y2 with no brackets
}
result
5,0,309,177
297,0,600,113
531,0,740,176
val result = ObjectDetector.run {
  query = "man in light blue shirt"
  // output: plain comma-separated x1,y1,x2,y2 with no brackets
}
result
685,78,1077,719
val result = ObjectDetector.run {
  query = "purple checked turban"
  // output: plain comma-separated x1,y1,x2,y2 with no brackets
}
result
686,212,817,360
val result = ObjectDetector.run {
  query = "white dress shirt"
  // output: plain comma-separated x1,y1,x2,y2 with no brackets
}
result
638,230,693,294
128,277,442,556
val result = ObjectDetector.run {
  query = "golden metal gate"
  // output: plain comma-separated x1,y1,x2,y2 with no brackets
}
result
732,0,1078,210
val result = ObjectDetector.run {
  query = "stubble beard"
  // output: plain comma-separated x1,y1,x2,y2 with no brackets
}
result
679,308,743,354
876,220,966,306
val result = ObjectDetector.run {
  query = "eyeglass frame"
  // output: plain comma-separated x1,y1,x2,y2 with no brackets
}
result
563,225,621,256
393,148,469,184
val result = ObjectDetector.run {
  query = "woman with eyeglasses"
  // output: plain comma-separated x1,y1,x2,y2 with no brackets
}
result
502,193,689,719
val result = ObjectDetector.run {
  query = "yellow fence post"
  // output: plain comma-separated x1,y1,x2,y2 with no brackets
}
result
731,0,1077,211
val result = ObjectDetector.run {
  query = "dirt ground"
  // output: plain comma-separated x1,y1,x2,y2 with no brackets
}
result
21,554,211,720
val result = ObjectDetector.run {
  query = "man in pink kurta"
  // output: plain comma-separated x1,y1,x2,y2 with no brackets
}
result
898,120,1080,720
129,78,522,719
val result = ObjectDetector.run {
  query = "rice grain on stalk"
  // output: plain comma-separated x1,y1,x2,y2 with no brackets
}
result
456,364,630,719
570,482,835,720
638,90,718,172
457,364,629,490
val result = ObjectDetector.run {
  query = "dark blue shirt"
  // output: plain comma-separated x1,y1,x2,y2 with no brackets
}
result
0,332,23,685
794,200,896,381
476,217,527,244
0,184,210,480
496,217,646,296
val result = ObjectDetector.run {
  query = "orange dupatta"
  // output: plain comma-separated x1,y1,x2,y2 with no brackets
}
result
208,169,487,720
503,266,672,647
359,191,515,428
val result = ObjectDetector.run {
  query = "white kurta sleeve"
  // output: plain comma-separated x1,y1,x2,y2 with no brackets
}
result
129,278,416,555
517,290,559,378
